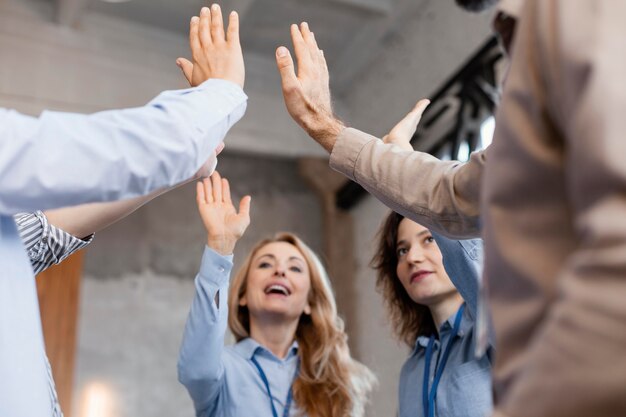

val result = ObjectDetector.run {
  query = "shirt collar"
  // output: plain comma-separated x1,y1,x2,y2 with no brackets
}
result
412,304,473,354
233,337,299,361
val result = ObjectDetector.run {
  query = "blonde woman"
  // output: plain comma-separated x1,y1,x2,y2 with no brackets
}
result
178,172,375,417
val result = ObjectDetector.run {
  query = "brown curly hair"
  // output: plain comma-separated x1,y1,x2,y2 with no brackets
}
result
370,212,437,347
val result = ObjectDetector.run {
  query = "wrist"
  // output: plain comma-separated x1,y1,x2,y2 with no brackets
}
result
304,114,345,153
207,236,238,255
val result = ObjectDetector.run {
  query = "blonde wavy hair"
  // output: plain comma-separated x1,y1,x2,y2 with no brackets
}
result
228,232,376,417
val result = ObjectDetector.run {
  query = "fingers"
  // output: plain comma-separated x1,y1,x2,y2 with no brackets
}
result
238,195,252,218
385,99,431,149
290,23,312,74
222,178,232,206
196,181,206,206
210,4,225,43
215,141,225,155
199,7,212,49
403,99,430,133
276,46,299,94
226,11,240,44
411,99,431,117
210,171,223,202
300,22,320,63
203,177,214,203
176,58,194,85
190,16,202,61
318,49,330,86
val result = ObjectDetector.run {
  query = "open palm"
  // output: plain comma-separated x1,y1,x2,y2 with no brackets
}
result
196,171,251,254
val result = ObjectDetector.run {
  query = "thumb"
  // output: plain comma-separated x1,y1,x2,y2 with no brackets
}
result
238,195,252,218
176,58,194,86
275,47,299,95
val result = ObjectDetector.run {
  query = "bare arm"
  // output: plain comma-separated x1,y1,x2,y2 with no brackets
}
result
44,183,177,240
43,151,218,239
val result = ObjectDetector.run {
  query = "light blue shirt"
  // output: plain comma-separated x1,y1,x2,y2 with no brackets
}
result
398,235,494,417
0,79,247,417
178,247,301,417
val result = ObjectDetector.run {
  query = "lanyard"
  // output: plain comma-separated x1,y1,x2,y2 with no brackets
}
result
422,303,465,417
251,355,299,417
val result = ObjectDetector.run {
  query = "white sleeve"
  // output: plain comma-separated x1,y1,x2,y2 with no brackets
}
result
0,79,247,214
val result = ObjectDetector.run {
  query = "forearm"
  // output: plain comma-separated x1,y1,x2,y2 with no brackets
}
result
177,246,233,407
330,128,485,239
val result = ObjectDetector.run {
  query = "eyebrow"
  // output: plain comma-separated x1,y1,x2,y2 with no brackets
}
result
397,230,430,246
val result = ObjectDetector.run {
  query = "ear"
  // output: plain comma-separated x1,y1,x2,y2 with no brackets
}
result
239,294,248,307
303,302,311,315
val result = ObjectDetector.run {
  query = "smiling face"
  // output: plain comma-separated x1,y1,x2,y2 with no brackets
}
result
239,241,312,322
395,218,458,307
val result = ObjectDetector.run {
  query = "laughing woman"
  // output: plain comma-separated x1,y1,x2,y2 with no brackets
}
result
178,172,375,417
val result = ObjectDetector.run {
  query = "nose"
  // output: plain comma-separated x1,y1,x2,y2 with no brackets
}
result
273,265,286,277
407,246,426,264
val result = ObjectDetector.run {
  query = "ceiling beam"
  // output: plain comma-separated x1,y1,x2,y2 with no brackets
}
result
55,0,91,27
331,0,424,96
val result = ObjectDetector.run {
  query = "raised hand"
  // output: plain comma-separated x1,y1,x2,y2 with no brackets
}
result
382,100,430,151
275,23,344,153
196,171,251,255
177,4,245,88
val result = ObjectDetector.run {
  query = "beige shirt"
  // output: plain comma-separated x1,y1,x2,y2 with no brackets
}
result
330,1,626,416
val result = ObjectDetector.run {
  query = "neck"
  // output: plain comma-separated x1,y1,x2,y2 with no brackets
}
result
429,293,464,332
249,315,299,359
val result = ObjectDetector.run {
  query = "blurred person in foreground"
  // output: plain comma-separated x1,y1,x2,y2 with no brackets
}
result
275,0,626,416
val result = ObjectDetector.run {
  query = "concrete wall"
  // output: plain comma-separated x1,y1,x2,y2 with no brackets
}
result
350,195,409,416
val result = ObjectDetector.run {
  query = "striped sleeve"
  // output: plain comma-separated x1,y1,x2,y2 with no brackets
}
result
14,211,94,275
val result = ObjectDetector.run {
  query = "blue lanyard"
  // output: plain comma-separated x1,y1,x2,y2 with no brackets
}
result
422,304,465,417
251,355,299,417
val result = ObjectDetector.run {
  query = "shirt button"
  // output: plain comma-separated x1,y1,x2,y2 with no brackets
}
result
218,266,225,272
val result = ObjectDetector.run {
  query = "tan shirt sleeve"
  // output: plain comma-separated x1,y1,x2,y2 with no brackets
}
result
329,127,485,238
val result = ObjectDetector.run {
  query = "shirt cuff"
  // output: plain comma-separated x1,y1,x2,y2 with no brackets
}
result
32,211,93,266
197,78,246,97
197,245,234,288
329,127,380,182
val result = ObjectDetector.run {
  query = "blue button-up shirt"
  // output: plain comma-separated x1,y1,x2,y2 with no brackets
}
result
397,234,493,417
178,247,302,417
398,306,493,417
0,80,247,417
